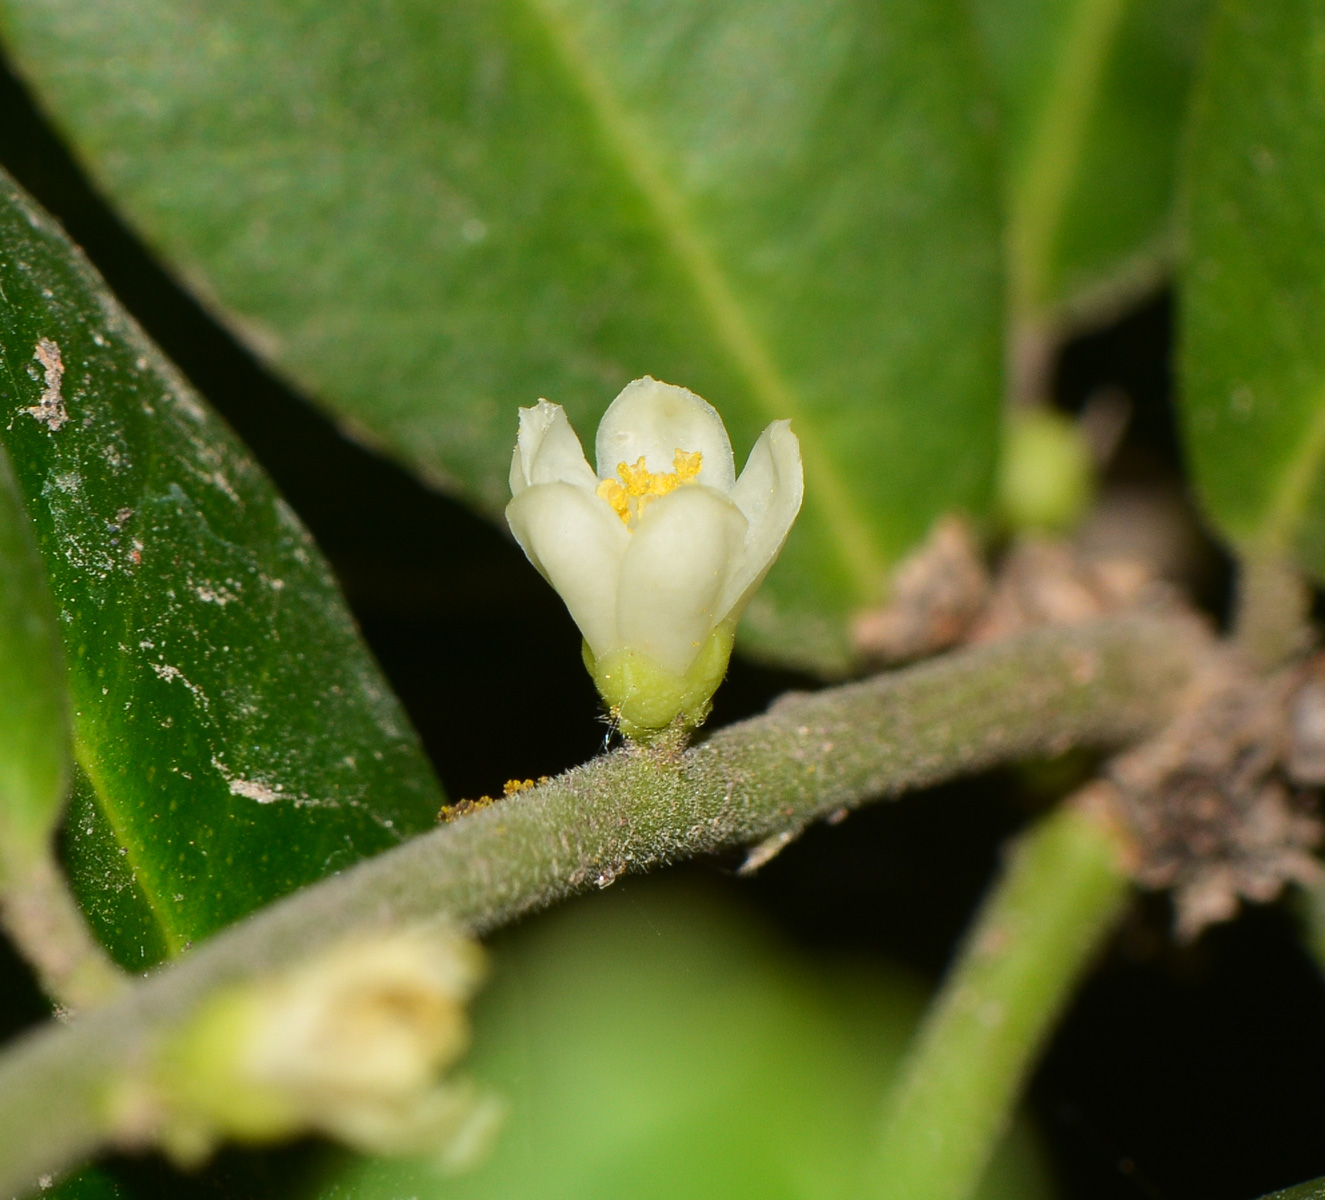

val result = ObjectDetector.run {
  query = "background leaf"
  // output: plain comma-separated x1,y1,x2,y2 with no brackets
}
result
0,0,1004,672
976,0,1212,332
0,169,444,969
314,881,1054,1200
0,437,68,864
1178,0,1325,575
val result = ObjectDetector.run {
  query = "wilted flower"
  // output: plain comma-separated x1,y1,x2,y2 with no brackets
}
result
119,929,501,1170
506,377,803,737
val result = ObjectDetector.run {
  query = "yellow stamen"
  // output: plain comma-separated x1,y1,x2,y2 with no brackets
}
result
596,448,703,526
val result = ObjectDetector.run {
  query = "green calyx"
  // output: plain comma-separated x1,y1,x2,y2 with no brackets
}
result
584,622,737,741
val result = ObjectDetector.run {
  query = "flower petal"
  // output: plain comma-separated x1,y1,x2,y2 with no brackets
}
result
720,420,804,621
595,378,735,491
616,485,748,676
509,400,597,497
506,482,628,658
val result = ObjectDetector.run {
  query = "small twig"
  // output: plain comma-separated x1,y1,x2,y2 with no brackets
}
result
868,793,1132,1200
0,611,1208,1195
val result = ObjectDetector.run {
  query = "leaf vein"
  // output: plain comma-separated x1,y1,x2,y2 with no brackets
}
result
525,0,885,597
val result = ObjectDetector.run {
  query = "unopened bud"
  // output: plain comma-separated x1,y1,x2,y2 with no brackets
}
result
998,408,1094,535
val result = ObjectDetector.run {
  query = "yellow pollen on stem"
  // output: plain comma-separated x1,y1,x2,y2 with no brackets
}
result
596,448,703,526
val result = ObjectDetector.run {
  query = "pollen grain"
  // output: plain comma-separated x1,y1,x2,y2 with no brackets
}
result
596,448,703,526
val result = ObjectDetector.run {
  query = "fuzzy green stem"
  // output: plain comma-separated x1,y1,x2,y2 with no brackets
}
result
868,798,1131,1200
0,612,1206,1195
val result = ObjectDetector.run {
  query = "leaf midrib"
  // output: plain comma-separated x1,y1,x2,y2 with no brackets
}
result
74,741,189,958
524,0,885,599
1009,0,1129,318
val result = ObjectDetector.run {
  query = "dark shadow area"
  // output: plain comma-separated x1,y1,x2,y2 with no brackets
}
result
2,48,1323,1200
740,771,1039,978
0,929,49,1041
1037,904,1325,1200
1055,295,1235,621
1056,295,1182,480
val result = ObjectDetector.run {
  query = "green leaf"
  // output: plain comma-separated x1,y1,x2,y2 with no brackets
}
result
0,0,1004,672
43,1167,129,1200
1178,0,1325,576
0,169,444,970
0,436,68,865
314,881,1054,1200
976,0,1212,329
1253,1180,1325,1200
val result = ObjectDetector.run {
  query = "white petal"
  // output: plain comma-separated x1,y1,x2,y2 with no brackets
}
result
510,400,597,497
506,482,628,658
595,378,735,491
720,420,804,621
616,485,748,676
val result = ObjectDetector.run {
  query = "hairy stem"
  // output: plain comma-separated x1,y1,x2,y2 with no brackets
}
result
0,611,1206,1195
868,793,1131,1200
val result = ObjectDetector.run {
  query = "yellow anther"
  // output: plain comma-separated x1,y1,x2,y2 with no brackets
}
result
595,477,629,521
595,448,704,526
671,448,703,482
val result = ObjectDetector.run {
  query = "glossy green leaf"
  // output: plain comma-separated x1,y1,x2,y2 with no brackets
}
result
0,436,68,865
0,169,444,970
44,1167,129,1200
314,881,1054,1200
1255,1180,1325,1200
1179,0,1325,575
976,0,1212,329
0,0,1003,672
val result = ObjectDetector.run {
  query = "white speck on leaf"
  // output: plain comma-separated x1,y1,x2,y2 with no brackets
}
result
195,583,238,606
212,754,336,810
149,661,209,708
173,391,207,422
21,338,68,431
228,777,282,804
211,471,241,503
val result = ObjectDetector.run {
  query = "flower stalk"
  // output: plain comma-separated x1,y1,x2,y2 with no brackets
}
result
868,793,1132,1200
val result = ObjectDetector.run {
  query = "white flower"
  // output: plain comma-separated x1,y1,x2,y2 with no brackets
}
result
506,377,803,737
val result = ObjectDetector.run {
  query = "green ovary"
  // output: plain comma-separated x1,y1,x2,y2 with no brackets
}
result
584,621,737,740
